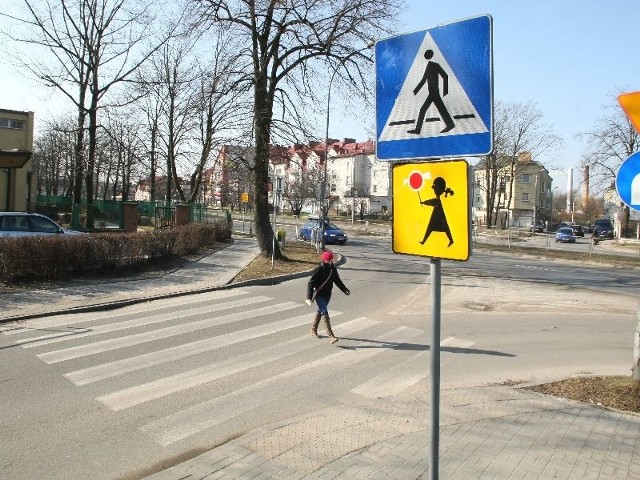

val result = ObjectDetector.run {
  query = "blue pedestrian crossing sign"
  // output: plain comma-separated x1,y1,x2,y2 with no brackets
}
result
375,15,493,161
616,151,640,211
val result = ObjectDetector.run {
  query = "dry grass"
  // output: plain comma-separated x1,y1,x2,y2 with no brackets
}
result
527,376,640,413
231,240,321,283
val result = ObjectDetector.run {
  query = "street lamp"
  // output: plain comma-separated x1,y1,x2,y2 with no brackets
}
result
320,43,374,250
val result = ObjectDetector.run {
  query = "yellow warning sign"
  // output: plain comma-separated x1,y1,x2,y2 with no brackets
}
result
618,91,640,134
392,160,470,261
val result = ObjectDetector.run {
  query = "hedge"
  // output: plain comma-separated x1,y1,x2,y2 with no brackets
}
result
0,221,231,283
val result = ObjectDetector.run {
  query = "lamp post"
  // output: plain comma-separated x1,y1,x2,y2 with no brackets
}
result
320,67,338,250
320,43,374,250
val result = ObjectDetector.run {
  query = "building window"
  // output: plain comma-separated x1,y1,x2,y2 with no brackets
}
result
0,118,26,129
522,193,529,202
522,174,530,183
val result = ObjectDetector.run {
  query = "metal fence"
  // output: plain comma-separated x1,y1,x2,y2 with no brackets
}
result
36,195,230,231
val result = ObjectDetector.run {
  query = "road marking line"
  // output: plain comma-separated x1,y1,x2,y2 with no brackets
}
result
351,350,429,397
140,326,423,446
2,289,249,335
19,295,272,348
97,317,379,411
440,336,475,348
65,310,340,385
38,302,299,364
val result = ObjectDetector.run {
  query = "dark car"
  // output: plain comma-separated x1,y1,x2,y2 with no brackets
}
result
0,212,83,238
592,218,614,239
529,220,544,233
298,218,347,244
555,227,575,243
569,224,584,237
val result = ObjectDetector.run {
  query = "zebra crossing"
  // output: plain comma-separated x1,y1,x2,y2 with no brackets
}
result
1,288,476,447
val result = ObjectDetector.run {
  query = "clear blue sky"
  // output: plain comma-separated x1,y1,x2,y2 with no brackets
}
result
382,0,640,191
2,1,639,191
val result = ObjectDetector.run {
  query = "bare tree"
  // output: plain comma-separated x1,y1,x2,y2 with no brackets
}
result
2,0,179,227
188,33,249,202
189,0,400,258
151,41,198,202
32,116,78,196
579,97,639,234
102,108,147,201
477,101,562,227
283,166,321,217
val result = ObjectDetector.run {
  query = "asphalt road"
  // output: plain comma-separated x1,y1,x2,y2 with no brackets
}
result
1,237,637,480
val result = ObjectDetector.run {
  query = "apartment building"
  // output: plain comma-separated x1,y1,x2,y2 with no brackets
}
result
204,139,391,216
0,109,35,211
473,153,552,228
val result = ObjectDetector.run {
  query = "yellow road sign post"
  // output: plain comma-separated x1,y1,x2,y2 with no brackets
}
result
392,160,470,261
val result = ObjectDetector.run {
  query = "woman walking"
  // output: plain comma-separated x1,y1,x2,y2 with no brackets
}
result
306,250,350,344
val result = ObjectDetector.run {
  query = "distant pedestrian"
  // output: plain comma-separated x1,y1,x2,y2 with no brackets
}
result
306,250,350,344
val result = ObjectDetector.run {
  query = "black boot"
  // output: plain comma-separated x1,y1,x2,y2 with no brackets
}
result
322,314,338,344
311,312,321,337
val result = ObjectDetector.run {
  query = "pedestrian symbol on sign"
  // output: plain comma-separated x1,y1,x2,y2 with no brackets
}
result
407,49,455,135
375,15,493,160
379,33,488,142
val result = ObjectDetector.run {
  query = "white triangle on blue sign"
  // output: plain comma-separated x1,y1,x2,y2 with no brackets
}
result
379,32,488,142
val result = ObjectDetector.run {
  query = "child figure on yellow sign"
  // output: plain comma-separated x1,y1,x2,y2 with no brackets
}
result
419,176,455,247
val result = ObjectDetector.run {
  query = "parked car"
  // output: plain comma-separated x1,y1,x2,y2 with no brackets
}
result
0,212,83,238
529,220,544,233
298,218,347,244
592,218,614,239
555,227,576,243
569,224,584,237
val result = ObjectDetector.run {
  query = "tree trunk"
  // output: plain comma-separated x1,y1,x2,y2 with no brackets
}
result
253,85,282,259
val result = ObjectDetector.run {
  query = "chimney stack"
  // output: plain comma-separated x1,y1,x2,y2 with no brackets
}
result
583,166,590,207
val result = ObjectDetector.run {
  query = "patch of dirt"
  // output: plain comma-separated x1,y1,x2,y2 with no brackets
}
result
231,241,320,283
526,376,640,414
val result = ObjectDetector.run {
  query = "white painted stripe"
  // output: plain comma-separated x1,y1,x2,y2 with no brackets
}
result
141,326,423,446
352,350,429,398
3,289,249,336
39,302,299,364
440,336,476,348
19,295,272,348
98,317,379,411
65,310,340,385
351,337,476,397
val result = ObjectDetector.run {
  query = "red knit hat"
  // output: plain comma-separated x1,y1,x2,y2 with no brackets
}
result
321,251,334,262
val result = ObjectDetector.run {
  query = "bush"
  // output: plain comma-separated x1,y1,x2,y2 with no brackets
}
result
0,220,231,283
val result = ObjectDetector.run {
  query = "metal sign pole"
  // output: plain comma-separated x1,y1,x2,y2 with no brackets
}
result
429,257,441,480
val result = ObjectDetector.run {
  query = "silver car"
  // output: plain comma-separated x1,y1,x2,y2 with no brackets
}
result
0,212,83,237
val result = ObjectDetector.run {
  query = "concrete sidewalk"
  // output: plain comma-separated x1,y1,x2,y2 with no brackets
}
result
2,235,639,479
0,237,260,322
145,384,640,480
